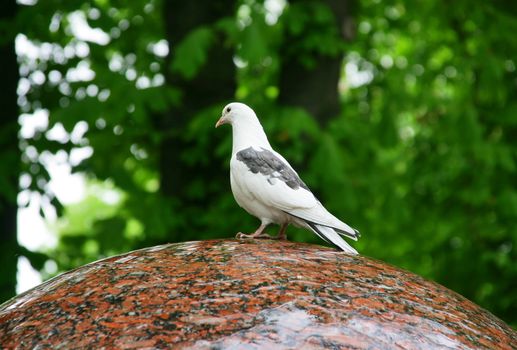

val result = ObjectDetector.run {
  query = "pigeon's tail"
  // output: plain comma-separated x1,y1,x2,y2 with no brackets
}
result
286,207,360,241
335,226,361,241
308,223,358,255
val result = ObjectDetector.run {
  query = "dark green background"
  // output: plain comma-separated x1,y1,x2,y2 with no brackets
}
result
0,0,516,327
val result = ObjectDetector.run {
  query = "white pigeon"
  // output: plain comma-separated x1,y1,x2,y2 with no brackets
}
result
216,102,360,254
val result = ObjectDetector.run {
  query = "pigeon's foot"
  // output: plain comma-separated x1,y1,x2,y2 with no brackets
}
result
275,223,288,240
236,232,275,240
236,223,289,240
236,223,271,240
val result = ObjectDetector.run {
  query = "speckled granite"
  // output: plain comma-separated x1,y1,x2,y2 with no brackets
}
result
0,240,515,349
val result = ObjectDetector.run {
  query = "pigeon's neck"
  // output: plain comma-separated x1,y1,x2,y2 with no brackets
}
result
231,120,272,155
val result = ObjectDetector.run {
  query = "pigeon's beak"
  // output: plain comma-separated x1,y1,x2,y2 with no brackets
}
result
215,116,227,128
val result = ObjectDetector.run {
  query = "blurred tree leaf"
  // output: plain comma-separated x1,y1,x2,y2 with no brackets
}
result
170,26,215,80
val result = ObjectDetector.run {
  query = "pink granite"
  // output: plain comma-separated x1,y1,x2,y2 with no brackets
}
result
1,239,515,349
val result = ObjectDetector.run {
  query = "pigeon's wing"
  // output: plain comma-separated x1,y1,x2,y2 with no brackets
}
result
232,147,317,210
234,147,359,240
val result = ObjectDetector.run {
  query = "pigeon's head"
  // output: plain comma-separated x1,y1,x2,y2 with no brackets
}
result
215,102,258,128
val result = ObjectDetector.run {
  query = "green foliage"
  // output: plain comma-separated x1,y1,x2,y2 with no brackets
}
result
283,2,345,60
171,26,215,79
9,0,517,328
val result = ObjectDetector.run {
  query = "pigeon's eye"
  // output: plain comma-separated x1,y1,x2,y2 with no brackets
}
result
226,107,231,113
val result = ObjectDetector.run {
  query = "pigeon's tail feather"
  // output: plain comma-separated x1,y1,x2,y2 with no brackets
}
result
306,223,332,245
335,227,361,240
308,223,358,255
287,207,360,241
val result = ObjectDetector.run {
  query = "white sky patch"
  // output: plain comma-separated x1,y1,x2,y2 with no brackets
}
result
149,39,169,57
380,54,394,69
15,34,39,60
233,55,248,69
39,151,87,204
17,77,31,96
125,68,137,81
70,120,88,144
16,256,42,294
264,0,286,25
152,73,165,87
69,147,93,166
342,61,374,89
45,122,69,143
48,70,62,84
19,109,49,139
29,70,46,85
74,41,90,58
68,11,110,45
49,12,62,33
101,188,122,205
136,76,151,89
17,0,37,5
18,192,57,251
66,60,95,82
237,4,252,29
108,53,124,72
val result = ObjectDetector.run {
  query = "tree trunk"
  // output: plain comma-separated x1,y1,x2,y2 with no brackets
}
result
160,0,236,201
278,0,356,125
0,2,20,302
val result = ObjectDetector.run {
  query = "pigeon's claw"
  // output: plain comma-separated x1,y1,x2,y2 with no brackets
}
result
236,232,275,239
236,223,271,239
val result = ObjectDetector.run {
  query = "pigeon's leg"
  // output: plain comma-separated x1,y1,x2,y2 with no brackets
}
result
275,223,288,240
236,224,274,239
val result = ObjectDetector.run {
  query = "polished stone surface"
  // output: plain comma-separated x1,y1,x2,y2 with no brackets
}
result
1,239,515,349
